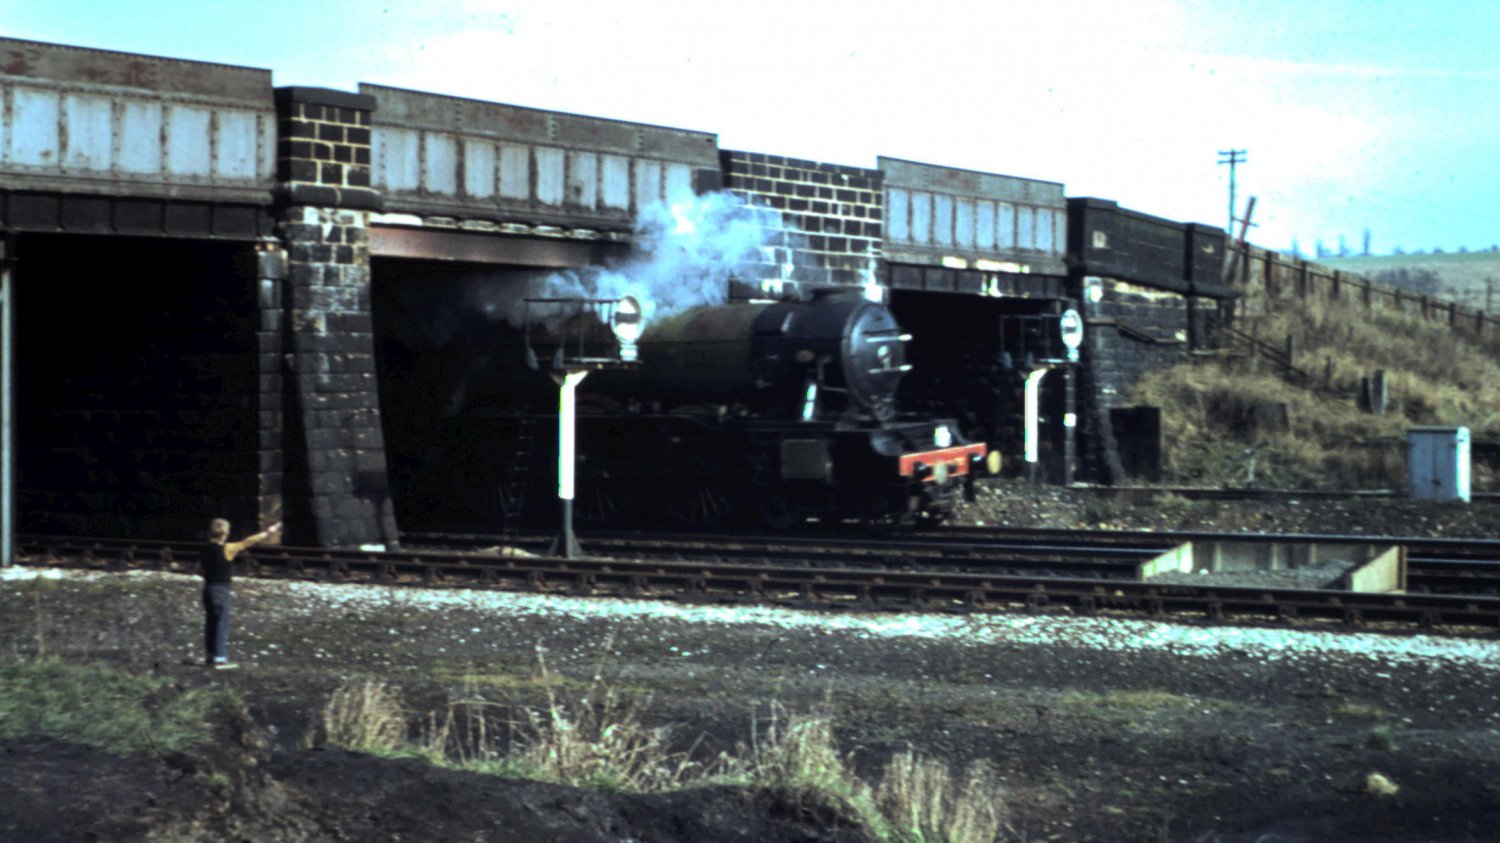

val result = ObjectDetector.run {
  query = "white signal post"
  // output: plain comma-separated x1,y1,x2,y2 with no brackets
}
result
1022,309,1084,482
532,295,642,559
1023,368,1048,477
548,369,590,558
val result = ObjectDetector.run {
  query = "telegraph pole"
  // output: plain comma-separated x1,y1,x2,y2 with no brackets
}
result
1218,149,1247,234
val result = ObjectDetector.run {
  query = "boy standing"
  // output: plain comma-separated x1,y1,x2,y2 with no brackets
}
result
201,518,281,668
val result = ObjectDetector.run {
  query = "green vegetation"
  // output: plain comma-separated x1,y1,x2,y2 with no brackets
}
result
1054,689,1217,732
0,659,241,755
1335,702,1387,720
1366,725,1397,752
1132,281,1500,489
1056,689,1205,712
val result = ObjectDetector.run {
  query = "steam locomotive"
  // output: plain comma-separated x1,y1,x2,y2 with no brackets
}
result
400,287,992,530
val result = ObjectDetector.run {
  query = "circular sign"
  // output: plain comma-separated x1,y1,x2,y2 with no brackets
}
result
1059,308,1084,349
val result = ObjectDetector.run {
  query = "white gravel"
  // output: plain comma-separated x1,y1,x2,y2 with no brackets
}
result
7,563,1500,673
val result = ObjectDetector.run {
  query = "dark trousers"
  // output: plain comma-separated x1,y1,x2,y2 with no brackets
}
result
202,584,232,662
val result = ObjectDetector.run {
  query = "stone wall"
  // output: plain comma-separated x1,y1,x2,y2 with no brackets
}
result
1077,280,1235,482
719,151,882,297
273,87,396,547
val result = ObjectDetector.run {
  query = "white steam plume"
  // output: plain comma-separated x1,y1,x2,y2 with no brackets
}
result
476,191,794,329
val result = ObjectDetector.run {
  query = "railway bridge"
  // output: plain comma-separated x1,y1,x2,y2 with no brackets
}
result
0,36,1231,549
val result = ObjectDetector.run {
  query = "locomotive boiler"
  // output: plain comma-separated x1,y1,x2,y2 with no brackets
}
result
408,288,992,530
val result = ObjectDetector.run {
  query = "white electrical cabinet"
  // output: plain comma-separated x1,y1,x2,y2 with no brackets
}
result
1407,426,1471,502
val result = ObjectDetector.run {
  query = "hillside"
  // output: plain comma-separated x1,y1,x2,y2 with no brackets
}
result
1322,251,1500,314
1128,273,1500,491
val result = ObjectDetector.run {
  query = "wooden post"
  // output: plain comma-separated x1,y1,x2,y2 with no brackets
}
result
1371,370,1388,415
1284,334,1295,377
0,234,10,566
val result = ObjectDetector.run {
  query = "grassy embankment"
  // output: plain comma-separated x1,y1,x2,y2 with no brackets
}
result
1130,275,1500,490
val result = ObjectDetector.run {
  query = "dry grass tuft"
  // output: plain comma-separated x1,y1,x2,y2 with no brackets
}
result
416,644,729,791
874,751,1008,843
743,703,1008,843
317,678,407,756
506,645,717,791
746,703,848,791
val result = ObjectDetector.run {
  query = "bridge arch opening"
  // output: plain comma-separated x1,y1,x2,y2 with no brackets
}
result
13,232,262,539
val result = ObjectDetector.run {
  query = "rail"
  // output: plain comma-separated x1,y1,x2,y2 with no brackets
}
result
16,533,1500,637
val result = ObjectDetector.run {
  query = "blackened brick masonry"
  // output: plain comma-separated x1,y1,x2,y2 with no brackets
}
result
721,151,883,295
273,89,397,547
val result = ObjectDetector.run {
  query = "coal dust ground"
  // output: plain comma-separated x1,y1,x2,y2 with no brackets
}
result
4,485,1500,842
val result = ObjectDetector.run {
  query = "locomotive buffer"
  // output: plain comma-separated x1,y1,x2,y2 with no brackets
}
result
522,296,643,558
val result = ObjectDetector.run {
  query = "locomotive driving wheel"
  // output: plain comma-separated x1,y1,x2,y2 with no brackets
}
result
575,458,638,527
859,490,916,530
755,486,806,530
661,476,741,526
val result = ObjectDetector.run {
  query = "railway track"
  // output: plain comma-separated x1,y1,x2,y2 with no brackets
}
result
402,528,1168,579
12,532,1500,636
920,526,1500,596
405,526,1500,595
1068,484,1500,502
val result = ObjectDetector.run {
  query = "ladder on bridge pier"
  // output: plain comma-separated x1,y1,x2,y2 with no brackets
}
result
499,412,538,542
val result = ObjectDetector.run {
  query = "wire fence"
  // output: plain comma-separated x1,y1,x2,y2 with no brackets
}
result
1225,243,1500,337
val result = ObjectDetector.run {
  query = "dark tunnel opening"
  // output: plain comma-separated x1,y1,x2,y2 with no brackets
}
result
889,289,1073,481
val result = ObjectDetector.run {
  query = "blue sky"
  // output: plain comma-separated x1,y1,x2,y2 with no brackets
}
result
3,0,1495,255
